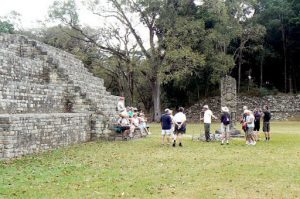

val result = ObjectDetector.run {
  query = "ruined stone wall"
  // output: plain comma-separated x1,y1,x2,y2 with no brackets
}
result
0,113,91,159
0,34,119,160
186,95,300,122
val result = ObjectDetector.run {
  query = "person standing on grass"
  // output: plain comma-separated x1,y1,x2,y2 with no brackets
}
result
253,107,262,141
220,107,231,145
240,106,248,133
262,105,271,141
200,105,217,142
173,107,187,147
160,109,173,145
169,110,175,135
244,110,256,145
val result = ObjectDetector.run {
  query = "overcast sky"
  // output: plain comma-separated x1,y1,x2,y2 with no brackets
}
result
0,0,53,28
0,0,202,50
0,0,104,29
0,0,203,29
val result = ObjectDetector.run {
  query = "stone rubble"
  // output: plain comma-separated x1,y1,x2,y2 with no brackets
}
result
186,95,300,122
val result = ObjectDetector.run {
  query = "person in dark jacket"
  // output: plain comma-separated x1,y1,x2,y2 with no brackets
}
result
161,109,172,145
253,107,262,141
262,105,271,141
220,107,231,145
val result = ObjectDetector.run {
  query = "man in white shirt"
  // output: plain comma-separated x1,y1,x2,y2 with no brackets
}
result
200,105,217,142
117,97,126,113
172,107,187,147
244,110,256,145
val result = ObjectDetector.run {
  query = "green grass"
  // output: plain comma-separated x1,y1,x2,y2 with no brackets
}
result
1,122,300,198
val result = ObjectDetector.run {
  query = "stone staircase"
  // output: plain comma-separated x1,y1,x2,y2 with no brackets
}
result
0,33,120,159
0,34,119,118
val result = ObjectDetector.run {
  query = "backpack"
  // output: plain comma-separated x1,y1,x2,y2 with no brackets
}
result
264,111,271,121
222,113,230,125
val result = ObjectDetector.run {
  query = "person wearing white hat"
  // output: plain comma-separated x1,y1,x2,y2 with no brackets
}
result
160,108,173,145
244,110,256,145
200,105,217,142
220,106,231,145
240,106,248,133
117,96,126,113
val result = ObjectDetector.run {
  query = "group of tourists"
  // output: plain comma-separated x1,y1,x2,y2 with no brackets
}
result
161,107,187,147
115,96,272,145
160,104,272,146
114,97,150,139
241,105,271,145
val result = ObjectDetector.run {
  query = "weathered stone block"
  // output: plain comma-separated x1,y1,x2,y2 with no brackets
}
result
0,34,121,160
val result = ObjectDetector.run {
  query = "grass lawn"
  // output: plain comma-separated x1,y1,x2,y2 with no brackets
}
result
1,121,300,198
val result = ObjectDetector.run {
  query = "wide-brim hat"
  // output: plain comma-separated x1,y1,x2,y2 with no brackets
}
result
203,105,209,109
244,109,250,114
222,106,229,112
119,111,129,118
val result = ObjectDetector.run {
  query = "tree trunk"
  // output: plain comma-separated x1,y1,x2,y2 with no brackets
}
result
151,77,161,122
260,50,264,88
293,69,297,93
289,74,293,94
281,23,288,93
237,49,242,93
129,71,134,105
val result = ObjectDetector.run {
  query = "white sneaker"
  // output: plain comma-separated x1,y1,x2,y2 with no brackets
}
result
251,141,256,145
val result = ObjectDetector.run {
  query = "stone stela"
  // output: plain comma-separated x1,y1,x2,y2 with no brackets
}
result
221,76,237,130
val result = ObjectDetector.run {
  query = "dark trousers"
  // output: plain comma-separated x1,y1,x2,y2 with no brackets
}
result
204,123,211,141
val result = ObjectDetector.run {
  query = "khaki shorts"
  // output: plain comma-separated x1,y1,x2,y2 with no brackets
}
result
246,127,254,136
221,123,230,133
162,129,172,136
263,122,270,132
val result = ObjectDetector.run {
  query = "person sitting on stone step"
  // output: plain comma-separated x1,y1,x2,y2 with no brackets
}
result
117,96,126,113
116,112,131,140
129,113,140,138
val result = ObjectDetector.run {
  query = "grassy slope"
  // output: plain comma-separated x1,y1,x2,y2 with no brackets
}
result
0,122,300,199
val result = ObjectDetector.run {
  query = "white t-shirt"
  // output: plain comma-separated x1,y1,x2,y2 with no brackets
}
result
118,118,129,126
246,114,255,128
204,110,213,124
173,112,186,123
117,100,125,112
131,117,139,126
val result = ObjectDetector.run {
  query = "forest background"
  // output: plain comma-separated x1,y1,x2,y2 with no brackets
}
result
1,0,300,120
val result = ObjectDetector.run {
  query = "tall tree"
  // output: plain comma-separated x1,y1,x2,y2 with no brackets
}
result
0,20,14,33
199,0,238,94
49,0,209,120
258,0,295,93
